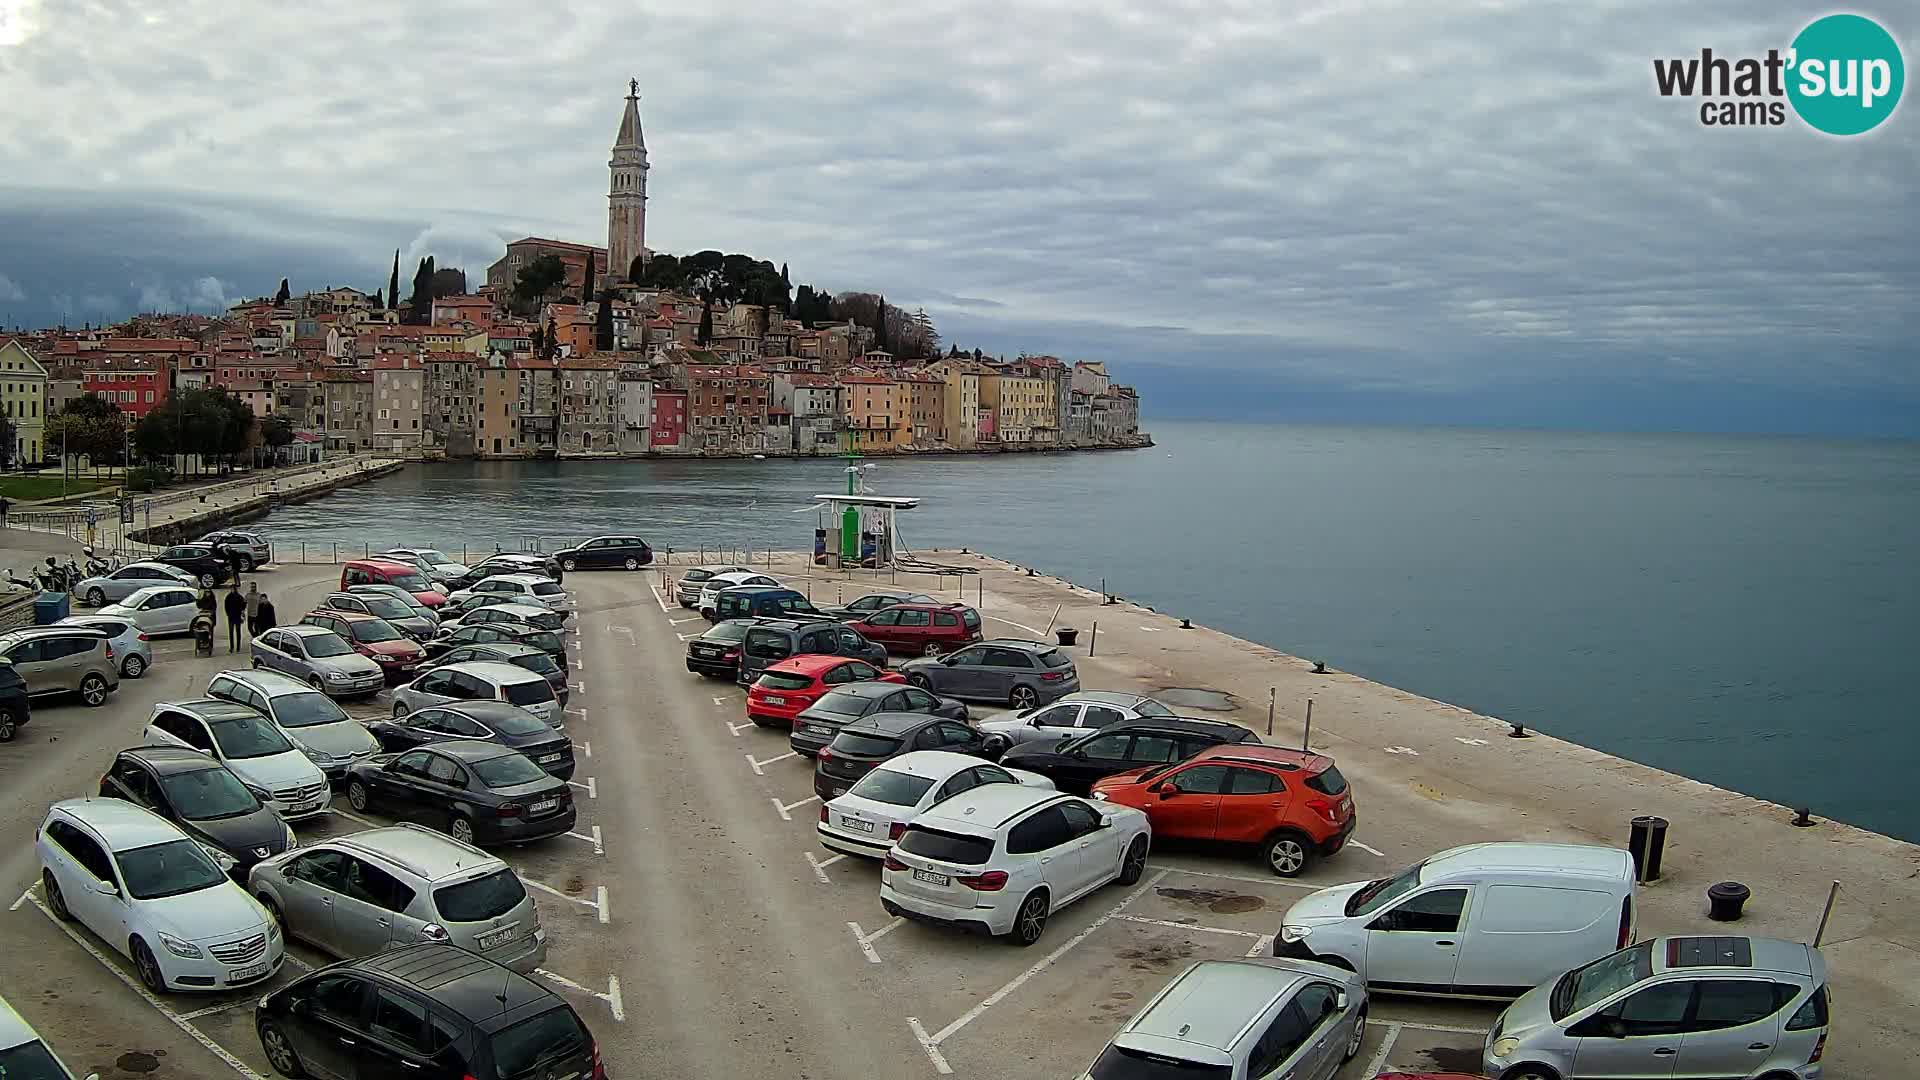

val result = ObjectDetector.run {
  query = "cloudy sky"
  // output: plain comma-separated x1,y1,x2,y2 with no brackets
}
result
1,1,1914,434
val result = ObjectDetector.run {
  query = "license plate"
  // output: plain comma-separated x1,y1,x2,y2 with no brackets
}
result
539,753,563,763
805,724,828,736
477,928,514,950
289,800,320,814
763,695,786,705
229,961,271,982
529,798,559,813
698,648,719,657
912,868,949,886
844,817,875,833
1340,797,1351,813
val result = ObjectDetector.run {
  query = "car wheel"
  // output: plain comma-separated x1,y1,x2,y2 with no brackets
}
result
447,814,476,845
921,641,943,657
0,711,15,743
623,557,639,570
1263,831,1314,877
259,1019,309,1078
86,587,106,607
199,572,217,588
1009,685,1039,710
347,781,371,812
1344,1006,1367,1062
308,674,325,691
1117,836,1148,885
259,895,287,935
1500,1068,1561,1080
392,701,408,718
122,654,146,678
981,734,1009,759
43,871,71,920
1008,890,1049,947
561,558,578,572
79,673,109,707
238,556,255,572
131,936,166,992
906,672,931,690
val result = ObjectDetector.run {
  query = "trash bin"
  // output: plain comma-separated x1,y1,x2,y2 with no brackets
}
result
1056,627,1079,647
33,591,70,625
1707,881,1751,921
1628,815,1669,883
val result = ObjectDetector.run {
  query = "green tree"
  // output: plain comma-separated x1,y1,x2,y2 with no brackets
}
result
388,249,401,310
596,295,615,352
581,256,596,309
429,266,466,297
261,415,294,463
629,254,647,283
873,294,889,352
0,414,15,469
511,254,567,312
275,278,290,304
373,287,384,308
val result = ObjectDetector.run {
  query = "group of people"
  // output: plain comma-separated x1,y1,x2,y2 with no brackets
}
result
196,580,278,652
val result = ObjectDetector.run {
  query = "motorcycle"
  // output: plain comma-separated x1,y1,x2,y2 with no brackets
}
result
82,546,119,576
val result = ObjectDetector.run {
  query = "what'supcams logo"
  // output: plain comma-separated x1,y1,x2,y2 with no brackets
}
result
1653,13,1904,134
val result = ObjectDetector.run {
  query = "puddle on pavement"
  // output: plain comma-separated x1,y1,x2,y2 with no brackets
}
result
1156,886,1267,914
564,875,585,894
1419,1045,1487,1073
1115,938,1197,972
113,1050,163,1073
1155,687,1236,711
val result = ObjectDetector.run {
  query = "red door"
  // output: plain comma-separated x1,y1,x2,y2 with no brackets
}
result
1212,766,1293,843
893,609,932,651
857,610,902,649
1147,764,1229,840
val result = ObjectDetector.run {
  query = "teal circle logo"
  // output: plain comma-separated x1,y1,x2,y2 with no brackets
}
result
1787,14,1905,135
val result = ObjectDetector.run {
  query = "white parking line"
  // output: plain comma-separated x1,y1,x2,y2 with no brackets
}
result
535,969,626,1022
805,851,846,884
1369,1018,1489,1036
1111,914,1262,939
1159,865,1322,890
1350,839,1386,857
567,777,597,799
984,614,1045,637
677,632,698,641
175,998,260,1022
646,581,672,613
608,624,632,635
847,916,905,964
330,807,379,828
668,616,701,625
906,1017,953,1075
712,696,730,707
566,825,605,855
522,877,609,925
572,739,591,757
770,794,820,821
746,750,797,776
726,720,755,737
571,658,584,669
1363,1021,1401,1078
1246,933,1274,957
9,886,32,912
569,680,586,693
596,885,610,924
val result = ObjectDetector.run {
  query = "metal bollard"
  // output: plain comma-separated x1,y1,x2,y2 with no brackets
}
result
1628,816,1669,883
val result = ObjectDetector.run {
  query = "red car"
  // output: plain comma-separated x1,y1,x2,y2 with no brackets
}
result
1090,743,1355,876
746,654,902,728
298,609,427,684
846,602,982,656
341,559,447,609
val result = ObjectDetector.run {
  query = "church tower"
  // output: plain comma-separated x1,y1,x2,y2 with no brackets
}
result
607,79,649,283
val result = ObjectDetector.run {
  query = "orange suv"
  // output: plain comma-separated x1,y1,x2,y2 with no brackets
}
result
1089,743,1354,877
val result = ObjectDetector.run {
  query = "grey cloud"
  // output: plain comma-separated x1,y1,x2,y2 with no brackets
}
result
0,274,23,302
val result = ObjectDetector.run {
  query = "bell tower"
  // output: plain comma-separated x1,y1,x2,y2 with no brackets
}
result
607,79,649,283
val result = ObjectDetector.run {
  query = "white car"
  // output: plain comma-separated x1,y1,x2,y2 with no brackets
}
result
37,798,283,994
74,561,197,609
698,571,779,617
97,584,201,637
445,574,572,616
143,699,331,820
881,784,1151,946
975,691,1180,757
383,547,471,583
819,750,1055,859
392,661,562,727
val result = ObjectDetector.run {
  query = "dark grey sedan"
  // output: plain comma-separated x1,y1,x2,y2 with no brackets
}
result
789,681,969,758
365,701,575,779
98,745,296,876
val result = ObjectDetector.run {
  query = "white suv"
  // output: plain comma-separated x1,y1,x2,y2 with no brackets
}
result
446,574,572,616
392,661,562,726
818,750,1054,860
881,784,1151,946
37,799,283,994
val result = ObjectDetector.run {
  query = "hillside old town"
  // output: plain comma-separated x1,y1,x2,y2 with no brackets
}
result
0,83,1145,467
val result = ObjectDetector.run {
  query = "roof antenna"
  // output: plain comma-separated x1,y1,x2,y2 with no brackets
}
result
496,970,511,1007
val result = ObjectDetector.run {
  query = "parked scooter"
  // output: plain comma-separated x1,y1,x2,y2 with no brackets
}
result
82,546,119,576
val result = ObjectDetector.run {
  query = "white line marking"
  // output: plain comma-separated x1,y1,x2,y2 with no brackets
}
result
1159,866,1322,889
847,916,904,963
607,974,625,1021
907,1016,953,1075
746,750,797,775
677,632,698,641
771,794,820,821
566,828,605,856
10,886,33,912
572,739,591,758
330,807,379,828
1384,745,1419,755
668,616,701,625
805,851,845,884
596,885,610,924
1111,913,1261,938
176,997,260,1021
569,681,585,692
647,581,672,613
608,624,632,634
712,696,730,706
1455,736,1489,746
567,777,597,798
1350,839,1386,857
1137,626,1160,632
565,707,587,718
1367,1017,1489,1036
864,916,905,944
571,658,584,669
984,614,1045,636
535,969,625,1022
726,720,754,737
1363,1020,1401,1079
1247,933,1274,957
523,878,600,909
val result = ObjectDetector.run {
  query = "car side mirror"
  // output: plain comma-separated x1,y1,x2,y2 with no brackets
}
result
91,879,119,896
1071,749,1088,761
1333,989,1348,1012
1154,782,1177,798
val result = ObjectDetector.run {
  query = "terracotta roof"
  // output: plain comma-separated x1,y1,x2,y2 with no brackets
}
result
369,354,421,371
319,370,372,384
83,358,162,373
786,374,839,388
559,355,617,369
422,351,476,364
838,374,897,385
505,236,607,256
101,338,196,353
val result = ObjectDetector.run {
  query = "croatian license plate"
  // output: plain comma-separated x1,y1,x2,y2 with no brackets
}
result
698,648,719,657
230,961,271,982
806,724,828,736
539,753,563,763
912,868,949,886
764,695,787,705
529,798,559,813
477,928,514,950
290,800,320,815
1340,797,1351,813
844,817,875,833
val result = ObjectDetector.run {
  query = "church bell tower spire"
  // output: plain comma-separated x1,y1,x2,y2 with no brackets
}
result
607,79,649,283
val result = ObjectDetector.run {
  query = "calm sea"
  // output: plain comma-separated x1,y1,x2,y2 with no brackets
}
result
258,422,1920,842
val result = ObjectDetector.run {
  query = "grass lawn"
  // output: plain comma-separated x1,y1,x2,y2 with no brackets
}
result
0,475,112,502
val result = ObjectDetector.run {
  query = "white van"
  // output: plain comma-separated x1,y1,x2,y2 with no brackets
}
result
1271,842,1635,998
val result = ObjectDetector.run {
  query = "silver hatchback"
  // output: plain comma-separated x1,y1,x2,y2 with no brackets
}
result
248,824,547,974
251,625,384,698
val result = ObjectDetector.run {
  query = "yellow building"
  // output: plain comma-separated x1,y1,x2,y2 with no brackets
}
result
0,339,50,465
928,359,983,449
980,370,1049,443
842,375,908,450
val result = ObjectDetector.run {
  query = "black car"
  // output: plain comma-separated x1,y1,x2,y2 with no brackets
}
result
255,943,602,1080
152,543,233,587
367,701,575,780
198,530,273,571
0,662,29,742
737,617,889,687
551,534,653,572
421,642,568,705
425,623,565,664
345,741,575,846
999,717,1262,794
684,618,752,679
822,590,936,621
451,553,563,590
789,681,969,758
813,711,989,800
98,745,293,875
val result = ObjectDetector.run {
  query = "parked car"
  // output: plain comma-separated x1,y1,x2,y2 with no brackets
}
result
420,641,568,706
426,621,566,664
552,534,653,571
347,582,439,623
0,990,92,1079
1272,842,1638,997
75,560,197,608
674,564,751,607
254,943,602,1080
977,691,1178,757
0,625,119,706
37,798,283,993
151,543,234,587
0,662,29,743
848,602,982,656
712,586,825,623
822,589,936,621
380,547,471,584
143,699,331,821
299,610,428,684
447,551,564,590
369,701,574,778
392,661,562,728
881,785,1151,946
1081,958,1368,1080
738,618,888,688
790,680,970,758
205,669,382,781
344,741,576,847
817,750,1053,859
317,591,437,641
1091,744,1356,876
441,600,565,634
684,618,752,678
98,583,201,638
58,613,153,678
446,574,572,616
98,746,297,877
251,624,385,698
900,638,1079,709
1483,935,1830,1080
339,559,447,609
697,571,780,617
371,550,448,585
1000,717,1262,794
199,530,273,571
435,591,523,622
814,712,992,800
249,825,549,974
746,654,900,727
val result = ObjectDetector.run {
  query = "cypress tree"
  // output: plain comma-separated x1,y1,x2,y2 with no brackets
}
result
582,256,596,308
873,294,888,352
696,299,713,346
388,249,400,310
373,287,384,308
275,278,290,304
596,295,615,352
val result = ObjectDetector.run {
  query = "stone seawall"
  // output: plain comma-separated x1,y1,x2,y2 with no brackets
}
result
128,460,405,546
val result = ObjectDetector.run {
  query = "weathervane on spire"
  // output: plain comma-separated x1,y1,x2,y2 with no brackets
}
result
628,77,639,99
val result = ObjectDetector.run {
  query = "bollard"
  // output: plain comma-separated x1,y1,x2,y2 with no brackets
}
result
1628,816,1669,883
1792,808,1817,828
1180,618,1192,629
1311,660,1327,674
1508,722,1531,738
1707,881,1750,921
1088,620,1098,656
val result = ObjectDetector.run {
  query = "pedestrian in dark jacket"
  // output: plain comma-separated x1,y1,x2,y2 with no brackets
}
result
251,593,278,636
224,584,246,652
197,587,216,615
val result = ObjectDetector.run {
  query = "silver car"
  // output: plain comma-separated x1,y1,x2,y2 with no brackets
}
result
204,669,381,780
251,625,384,698
674,564,752,607
74,561,196,609
59,613,154,679
1485,935,1831,1080
392,660,562,727
347,583,438,623
976,691,1177,757
382,547,471,584
446,574,573,616
248,824,547,974
317,591,437,641
1079,957,1368,1079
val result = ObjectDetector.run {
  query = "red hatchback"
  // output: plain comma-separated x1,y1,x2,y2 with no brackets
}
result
847,603,982,656
1090,743,1356,876
746,654,902,728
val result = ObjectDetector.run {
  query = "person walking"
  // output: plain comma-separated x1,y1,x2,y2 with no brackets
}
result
252,592,278,635
245,581,260,630
0,495,11,529
223,583,246,652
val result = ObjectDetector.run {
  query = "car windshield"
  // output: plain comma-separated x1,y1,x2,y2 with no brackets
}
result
433,868,527,923
504,680,555,707
0,1038,66,1078
531,582,563,596
208,715,294,759
512,653,562,676
829,731,902,757
703,621,751,643
303,633,354,658
416,550,452,564
847,767,937,806
756,671,815,691
1040,650,1072,668
487,1006,591,1078
744,631,793,660
1346,860,1425,916
897,826,993,865
358,597,414,619
1134,699,1176,718
116,838,228,900
809,691,873,718
1134,762,1181,784
1552,941,1654,1020
488,709,550,736
274,691,351,728
350,620,403,644
160,766,262,820
387,572,430,591
1089,1046,1231,1078
471,753,547,788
